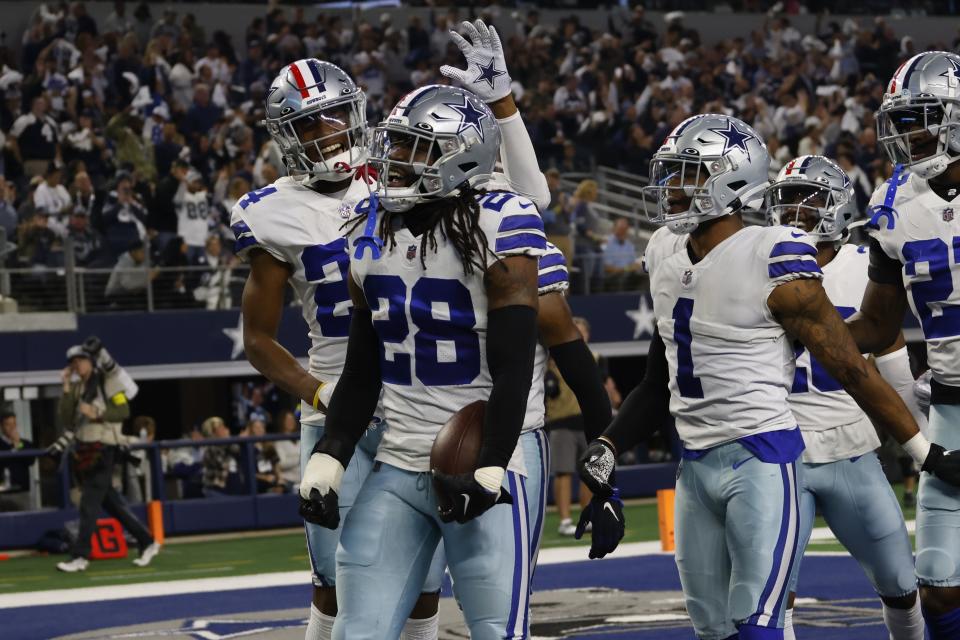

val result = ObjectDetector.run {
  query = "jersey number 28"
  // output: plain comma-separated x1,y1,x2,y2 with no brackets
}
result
363,275,481,386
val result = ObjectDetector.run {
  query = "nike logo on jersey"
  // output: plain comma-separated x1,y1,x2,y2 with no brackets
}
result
460,493,471,512
603,501,620,522
790,231,805,238
732,456,754,470
518,201,535,209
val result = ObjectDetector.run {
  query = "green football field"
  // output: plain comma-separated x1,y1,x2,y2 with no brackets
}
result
0,487,916,595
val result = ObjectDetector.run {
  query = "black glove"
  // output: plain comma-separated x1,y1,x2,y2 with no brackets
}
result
922,443,960,487
575,488,625,559
578,439,617,498
298,488,341,529
432,470,513,524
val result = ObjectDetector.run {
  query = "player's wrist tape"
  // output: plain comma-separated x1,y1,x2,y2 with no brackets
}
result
474,466,505,495
902,432,932,467
312,383,325,410
299,453,345,499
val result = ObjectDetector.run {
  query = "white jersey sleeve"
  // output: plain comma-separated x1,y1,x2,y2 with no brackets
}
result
865,168,960,386
762,226,823,298
538,242,569,295
477,191,548,265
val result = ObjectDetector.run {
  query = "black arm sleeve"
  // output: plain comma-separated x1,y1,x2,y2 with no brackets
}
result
314,308,382,468
549,339,613,441
477,305,539,469
867,237,903,285
602,327,671,453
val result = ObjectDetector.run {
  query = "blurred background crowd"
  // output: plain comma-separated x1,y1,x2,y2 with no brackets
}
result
1,0,959,303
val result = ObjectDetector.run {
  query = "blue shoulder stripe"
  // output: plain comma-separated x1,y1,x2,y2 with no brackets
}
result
539,251,567,269
768,259,822,279
498,214,544,234
769,241,816,258
538,269,568,289
496,233,547,253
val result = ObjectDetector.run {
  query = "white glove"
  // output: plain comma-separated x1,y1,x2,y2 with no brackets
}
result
299,452,345,501
440,20,513,103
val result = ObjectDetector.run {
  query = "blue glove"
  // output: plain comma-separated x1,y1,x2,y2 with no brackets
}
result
575,488,625,559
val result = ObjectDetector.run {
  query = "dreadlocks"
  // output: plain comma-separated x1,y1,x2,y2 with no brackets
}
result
344,185,498,275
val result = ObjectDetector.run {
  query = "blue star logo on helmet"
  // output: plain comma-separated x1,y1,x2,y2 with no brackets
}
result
709,119,756,158
473,57,506,89
939,56,960,81
445,95,488,142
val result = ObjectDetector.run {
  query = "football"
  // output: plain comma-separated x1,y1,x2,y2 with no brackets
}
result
430,400,486,476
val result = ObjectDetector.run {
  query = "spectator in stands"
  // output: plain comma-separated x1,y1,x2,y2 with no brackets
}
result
8,96,60,178
273,410,300,488
192,234,233,310
65,207,103,267
104,241,154,307
0,177,17,242
0,411,34,511
174,168,215,262
570,179,604,292
242,417,285,494
62,110,108,183
33,163,72,236
181,84,222,142
602,217,641,291
15,208,57,268
200,416,238,497
165,426,204,499
554,73,588,139
69,170,101,229
105,108,157,184
101,174,148,258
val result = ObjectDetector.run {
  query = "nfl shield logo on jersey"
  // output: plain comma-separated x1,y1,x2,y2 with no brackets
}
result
681,269,695,288
406,244,418,262
943,207,955,222
338,200,355,219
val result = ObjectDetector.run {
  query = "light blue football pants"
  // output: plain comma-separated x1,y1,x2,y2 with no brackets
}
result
675,441,804,640
300,422,446,591
917,404,960,587
787,452,916,598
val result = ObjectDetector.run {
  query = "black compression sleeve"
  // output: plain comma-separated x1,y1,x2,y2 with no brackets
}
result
868,237,903,285
314,308,382,467
602,327,671,453
478,305,539,469
549,339,613,441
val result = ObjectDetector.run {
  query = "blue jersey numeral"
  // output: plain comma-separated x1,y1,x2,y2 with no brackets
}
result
792,306,856,393
902,237,960,339
238,186,278,210
301,239,351,337
363,276,481,386
672,297,704,399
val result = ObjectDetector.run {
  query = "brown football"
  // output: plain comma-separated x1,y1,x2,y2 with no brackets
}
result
430,400,486,476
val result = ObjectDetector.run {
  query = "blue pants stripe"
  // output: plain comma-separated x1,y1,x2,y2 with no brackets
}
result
505,472,529,639
749,463,798,627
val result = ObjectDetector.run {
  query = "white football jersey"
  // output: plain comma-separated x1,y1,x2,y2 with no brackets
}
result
175,184,215,247
348,191,547,473
868,169,960,387
523,242,570,434
643,224,822,451
230,176,371,425
787,243,881,463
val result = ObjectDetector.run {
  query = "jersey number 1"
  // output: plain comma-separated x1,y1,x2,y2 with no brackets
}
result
673,297,704,398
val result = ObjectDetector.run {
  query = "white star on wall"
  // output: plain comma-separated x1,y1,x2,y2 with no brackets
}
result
625,295,656,339
222,315,245,360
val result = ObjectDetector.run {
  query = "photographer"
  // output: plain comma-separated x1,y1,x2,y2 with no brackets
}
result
48,338,160,572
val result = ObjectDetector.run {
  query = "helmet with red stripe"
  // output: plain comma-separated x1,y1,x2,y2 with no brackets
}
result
877,51,960,179
265,59,367,184
765,155,857,244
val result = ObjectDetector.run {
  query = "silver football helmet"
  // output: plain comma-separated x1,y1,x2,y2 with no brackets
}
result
877,51,960,179
368,85,501,213
642,114,770,234
264,59,367,184
765,155,858,243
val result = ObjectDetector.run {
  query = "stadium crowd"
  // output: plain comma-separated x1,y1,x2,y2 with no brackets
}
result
0,1,957,298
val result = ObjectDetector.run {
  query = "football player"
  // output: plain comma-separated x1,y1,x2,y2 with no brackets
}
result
846,50,960,639
575,113,959,640
299,85,543,639
232,43,547,640
766,155,926,640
